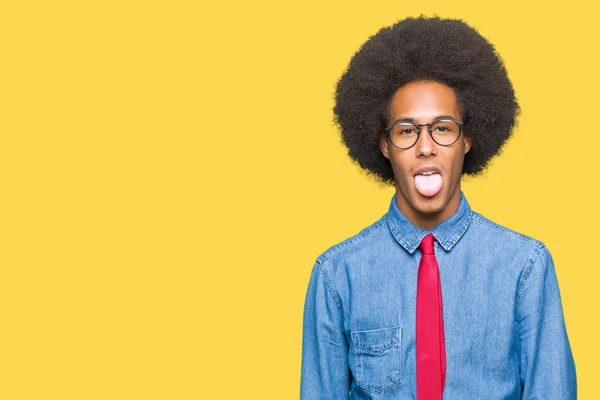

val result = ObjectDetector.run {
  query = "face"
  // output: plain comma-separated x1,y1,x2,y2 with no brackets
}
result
380,81,472,230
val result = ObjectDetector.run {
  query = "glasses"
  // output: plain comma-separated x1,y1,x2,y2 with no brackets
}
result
384,117,464,149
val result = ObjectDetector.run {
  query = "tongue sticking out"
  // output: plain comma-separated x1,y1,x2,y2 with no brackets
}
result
414,173,443,197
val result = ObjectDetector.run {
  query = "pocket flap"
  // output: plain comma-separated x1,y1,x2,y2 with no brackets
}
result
351,325,402,356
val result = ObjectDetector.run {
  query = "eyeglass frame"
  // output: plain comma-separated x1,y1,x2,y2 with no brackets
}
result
383,117,465,149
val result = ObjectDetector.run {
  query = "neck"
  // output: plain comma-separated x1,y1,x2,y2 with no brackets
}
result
395,187,462,231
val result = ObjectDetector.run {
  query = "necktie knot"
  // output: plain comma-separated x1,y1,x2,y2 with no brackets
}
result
419,233,436,255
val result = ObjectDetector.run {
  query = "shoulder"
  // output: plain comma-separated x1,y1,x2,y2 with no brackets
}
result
469,210,547,252
315,216,390,267
468,210,555,286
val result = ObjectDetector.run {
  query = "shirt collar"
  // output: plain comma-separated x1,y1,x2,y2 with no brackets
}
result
385,191,473,254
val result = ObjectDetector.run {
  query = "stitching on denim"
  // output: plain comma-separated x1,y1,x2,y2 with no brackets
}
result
471,213,545,248
438,209,474,251
387,215,418,252
453,209,473,244
469,213,548,319
351,327,403,393
319,263,343,311
355,350,362,394
350,326,402,354
360,378,402,394
316,218,387,264
352,339,400,355
515,245,545,308
391,208,473,253
352,326,403,334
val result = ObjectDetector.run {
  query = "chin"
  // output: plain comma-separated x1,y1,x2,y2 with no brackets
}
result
411,191,447,213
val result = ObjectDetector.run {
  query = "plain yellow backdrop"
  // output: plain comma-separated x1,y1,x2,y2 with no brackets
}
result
0,0,598,398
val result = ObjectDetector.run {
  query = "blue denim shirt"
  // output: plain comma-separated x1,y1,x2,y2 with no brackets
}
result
301,192,576,399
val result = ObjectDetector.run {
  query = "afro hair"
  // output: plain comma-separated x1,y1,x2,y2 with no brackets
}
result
333,16,520,184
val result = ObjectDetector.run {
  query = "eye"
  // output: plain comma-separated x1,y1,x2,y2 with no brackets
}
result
431,120,459,134
393,124,418,135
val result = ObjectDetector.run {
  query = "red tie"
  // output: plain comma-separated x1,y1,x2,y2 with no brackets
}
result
416,234,446,399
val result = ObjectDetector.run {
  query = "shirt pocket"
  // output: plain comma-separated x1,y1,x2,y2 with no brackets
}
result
350,325,402,394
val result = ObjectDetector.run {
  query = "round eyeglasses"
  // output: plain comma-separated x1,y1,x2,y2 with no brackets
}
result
384,117,464,149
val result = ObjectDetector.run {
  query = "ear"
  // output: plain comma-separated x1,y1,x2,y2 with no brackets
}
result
380,135,390,159
463,135,472,155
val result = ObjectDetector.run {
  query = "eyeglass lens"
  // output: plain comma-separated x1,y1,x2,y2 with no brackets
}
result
388,120,460,148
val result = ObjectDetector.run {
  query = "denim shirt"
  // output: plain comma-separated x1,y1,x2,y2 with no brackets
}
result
300,192,576,399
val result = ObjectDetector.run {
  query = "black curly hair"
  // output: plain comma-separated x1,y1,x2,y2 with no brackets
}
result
333,16,520,185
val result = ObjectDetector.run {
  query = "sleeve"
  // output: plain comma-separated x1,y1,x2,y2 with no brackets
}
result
516,246,577,399
300,260,350,399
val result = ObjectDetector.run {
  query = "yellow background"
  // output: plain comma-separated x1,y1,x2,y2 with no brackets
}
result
0,0,597,398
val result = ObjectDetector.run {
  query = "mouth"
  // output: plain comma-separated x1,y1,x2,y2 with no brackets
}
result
413,166,442,177
413,167,443,197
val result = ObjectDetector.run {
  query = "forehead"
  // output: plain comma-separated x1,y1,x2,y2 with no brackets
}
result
389,81,460,123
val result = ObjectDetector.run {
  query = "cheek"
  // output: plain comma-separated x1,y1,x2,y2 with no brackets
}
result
389,153,408,172
389,155,413,186
452,151,467,173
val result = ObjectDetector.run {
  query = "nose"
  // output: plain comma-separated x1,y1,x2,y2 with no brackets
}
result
415,127,437,157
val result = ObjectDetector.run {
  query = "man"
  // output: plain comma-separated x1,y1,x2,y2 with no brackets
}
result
300,16,576,399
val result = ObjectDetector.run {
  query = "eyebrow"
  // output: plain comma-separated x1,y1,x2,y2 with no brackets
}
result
392,115,457,123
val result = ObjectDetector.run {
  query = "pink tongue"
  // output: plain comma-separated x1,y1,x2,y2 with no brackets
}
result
414,173,442,197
